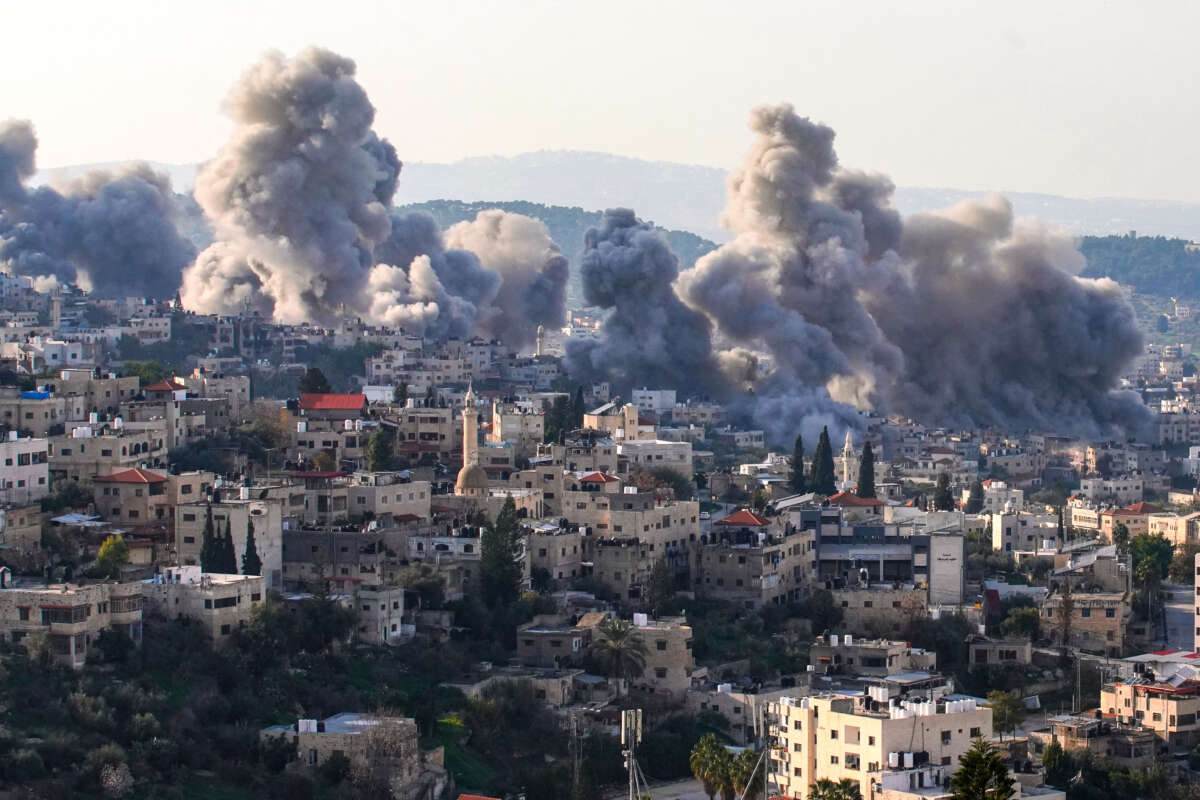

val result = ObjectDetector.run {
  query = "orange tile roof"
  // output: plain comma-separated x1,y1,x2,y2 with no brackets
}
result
299,393,366,411
579,471,619,483
144,379,185,392
1123,501,1161,514
714,509,770,527
94,468,168,484
827,491,885,508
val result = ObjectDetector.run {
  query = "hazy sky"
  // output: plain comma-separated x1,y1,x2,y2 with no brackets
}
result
5,0,1197,201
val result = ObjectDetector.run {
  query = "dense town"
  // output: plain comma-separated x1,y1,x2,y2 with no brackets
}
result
2,273,1200,800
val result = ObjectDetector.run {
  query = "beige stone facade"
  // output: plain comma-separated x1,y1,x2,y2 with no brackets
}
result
0,579,143,668
141,566,265,645
630,616,695,699
1102,680,1200,749
1041,591,1130,656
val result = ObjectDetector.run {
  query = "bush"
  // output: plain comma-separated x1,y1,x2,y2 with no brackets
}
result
268,772,315,800
3,747,47,782
319,751,351,785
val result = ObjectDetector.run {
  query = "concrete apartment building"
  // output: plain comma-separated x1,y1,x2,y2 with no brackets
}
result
262,713,427,789
967,638,1033,668
697,510,813,610
487,400,544,459
631,388,676,415
182,368,251,422
0,578,143,668
0,503,43,564
810,636,938,677
1078,475,1145,506
0,388,79,436
175,491,286,589
355,584,409,645
630,615,695,699
536,431,619,474
1102,679,1200,750
392,402,459,462
142,566,265,644
959,479,1024,514
93,468,211,524
41,369,140,417
1042,591,1130,655
0,432,49,505
1027,714,1156,771
1149,511,1200,548
618,438,694,480
526,524,586,584
991,511,1058,554
47,423,167,482
767,693,992,800
515,614,600,668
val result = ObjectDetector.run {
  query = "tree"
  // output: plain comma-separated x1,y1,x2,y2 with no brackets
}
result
366,427,395,472
987,690,1025,741
297,366,332,395
122,360,172,387
392,382,408,406
1000,607,1040,640
810,427,836,495
934,472,955,511
218,518,238,574
789,434,806,494
647,558,675,617
95,534,129,579
199,504,218,573
588,618,647,695
1042,740,1070,788
242,519,262,576
808,778,862,800
572,386,585,428
729,748,764,798
1111,521,1130,553
479,496,523,606
1169,542,1200,584
950,738,1015,800
856,442,876,499
688,733,732,800
312,450,337,471
750,487,769,512
965,480,985,514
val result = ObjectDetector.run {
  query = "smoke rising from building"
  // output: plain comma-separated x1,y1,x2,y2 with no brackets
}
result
564,208,729,396
668,103,1149,443
0,119,195,297
444,210,568,349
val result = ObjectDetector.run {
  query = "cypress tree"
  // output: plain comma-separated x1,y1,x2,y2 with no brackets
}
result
933,472,955,511
572,386,585,428
200,504,217,573
789,434,806,494
810,427,836,495
479,496,523,606
965,480,985,514
242,518,263,576
856,442,876,499
218,518,238,574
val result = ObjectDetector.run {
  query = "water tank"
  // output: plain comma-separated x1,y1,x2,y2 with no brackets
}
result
297,421,307,433
344,419,354,431
904,752,914,769
889,752,900,768
240,486,251,500
845,634,853,646
89,411,99,424
830,634,840,646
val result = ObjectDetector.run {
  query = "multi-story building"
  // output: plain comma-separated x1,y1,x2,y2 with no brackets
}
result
618,438,694,480
47,422,168,483
698,510,812,610
1078,475,1145,506
354,584,409,645
182,368,251,422
0,432,49,504
487,400,544,459
959,479,1024,514
1041,591,1130,656
991,511,1059,554
0,578,143,668
1099,503,1160,541
671,401,726,427
631,615,696,699
536,431,619,474
41,369,140,417
175,490,288,589
0,503,43,565
92,468,211,525
1102,679,1200,750
261,713,426,790
0,387,78,437
631,388,677,415
141,566,265,645
810,636,937,678
1027,714,1155,771
767,692,992,800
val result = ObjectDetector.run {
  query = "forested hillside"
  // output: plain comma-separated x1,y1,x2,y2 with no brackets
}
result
1079,234,1200,298
395,199,718,308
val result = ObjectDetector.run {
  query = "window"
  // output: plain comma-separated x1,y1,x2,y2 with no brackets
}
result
655,667,667,679
941,730,952,744
830,730,838,739
17,607,29,621
1106,608,1115,618
220,624,232,635
657,640,667,651
183,536,195,544
1081,608,1091,618
970,727,981,737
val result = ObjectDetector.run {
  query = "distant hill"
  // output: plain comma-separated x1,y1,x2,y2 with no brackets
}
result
37,150,1200,243
1078,235,1200,298
396,199,717,309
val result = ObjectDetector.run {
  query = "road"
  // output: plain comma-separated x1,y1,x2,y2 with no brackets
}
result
1162,582,1194,652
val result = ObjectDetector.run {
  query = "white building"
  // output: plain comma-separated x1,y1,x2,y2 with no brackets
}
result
631,388,677,415
1078,475,1145,506
618,438,694,480
0,432,50,505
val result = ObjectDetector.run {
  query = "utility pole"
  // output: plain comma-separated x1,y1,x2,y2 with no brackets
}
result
621,708,643,800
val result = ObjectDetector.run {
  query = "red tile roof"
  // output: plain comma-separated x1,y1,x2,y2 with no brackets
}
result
458,796,502,800
1123,502,1162,514
94,468,168,484
579,471,619,484
144,379,185,392
827,491,885,508
714,509,770,527
299,393,366,411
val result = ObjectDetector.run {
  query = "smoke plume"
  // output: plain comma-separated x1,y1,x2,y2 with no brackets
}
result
444,209,568,348
671,103,1148,443
0,120,195,298
565,208,729,396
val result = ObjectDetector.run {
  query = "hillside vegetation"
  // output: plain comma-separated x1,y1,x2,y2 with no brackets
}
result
1079,234,1200,298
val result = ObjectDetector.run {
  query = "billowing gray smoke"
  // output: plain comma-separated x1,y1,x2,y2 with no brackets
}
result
565,208,728,396
0,120,195,297
444,210,568,348
180,47,562,342
672,103,1149,443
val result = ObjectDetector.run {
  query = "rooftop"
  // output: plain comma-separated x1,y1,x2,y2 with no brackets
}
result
299,393,367,411
714,509,770,527
94,467,168,484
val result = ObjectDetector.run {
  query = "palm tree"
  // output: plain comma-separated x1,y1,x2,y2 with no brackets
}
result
730,748,764,799
808,778,862,800
689,733,733,800
588,617,647,695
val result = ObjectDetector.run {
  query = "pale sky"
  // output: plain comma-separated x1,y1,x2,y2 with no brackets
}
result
5,0,1198,201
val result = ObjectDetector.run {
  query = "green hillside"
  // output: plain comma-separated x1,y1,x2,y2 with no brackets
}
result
1079,234,1200,298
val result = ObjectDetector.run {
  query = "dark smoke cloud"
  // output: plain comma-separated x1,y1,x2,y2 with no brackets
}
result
180,47,563,343
565,208,729,396
0,119,195,298
444,209,568,349
675,103,1148,444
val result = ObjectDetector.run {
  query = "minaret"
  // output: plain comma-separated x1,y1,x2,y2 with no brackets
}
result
535,325,545,357
462,380,479,467
841,430,855,487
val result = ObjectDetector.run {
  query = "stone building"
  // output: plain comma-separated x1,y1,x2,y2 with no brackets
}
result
141,566,264,645
0,577,143,668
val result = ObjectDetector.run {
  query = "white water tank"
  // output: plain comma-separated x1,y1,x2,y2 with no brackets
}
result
239,486,251,500
297,421,307,432
889,752,900,768
830,634,839,646
904,752,914,769
845,634,853,646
